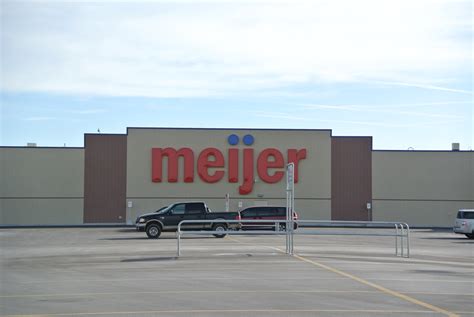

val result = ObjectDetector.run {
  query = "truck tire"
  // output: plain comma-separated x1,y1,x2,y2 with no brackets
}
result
146,223,162,239
274,223,298,231
212,224,227,238
465,233,474,239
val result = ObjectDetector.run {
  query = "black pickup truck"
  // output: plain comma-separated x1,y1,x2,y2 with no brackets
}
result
135,201,241,239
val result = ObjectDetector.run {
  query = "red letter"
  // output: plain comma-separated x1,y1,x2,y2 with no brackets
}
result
151,148,194,183
198,148,225,183
257,148,284,183
228,148,238,183
239,148,254,195
287,149,307,183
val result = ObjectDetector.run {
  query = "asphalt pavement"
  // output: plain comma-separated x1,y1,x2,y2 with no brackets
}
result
1,227,473,316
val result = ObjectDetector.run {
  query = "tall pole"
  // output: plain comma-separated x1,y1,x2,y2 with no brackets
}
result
286,163,295,255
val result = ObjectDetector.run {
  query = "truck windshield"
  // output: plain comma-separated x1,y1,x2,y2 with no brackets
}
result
156,206,169,214
457,211,474,219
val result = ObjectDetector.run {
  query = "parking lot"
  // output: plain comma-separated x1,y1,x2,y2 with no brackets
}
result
1,228,473,317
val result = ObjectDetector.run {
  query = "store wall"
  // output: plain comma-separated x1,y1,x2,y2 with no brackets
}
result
0,148,84,225
83,134,127,223
126,128,332,222
2,130,472,227
331,137,372,221
372,151,474,226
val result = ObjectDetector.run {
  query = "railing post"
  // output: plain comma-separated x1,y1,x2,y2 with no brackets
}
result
400,224,405,257
405,223,410,258
177,225,181,257
286,163,294,255
290,185,295,255
395,224,399,256
286,191,290,254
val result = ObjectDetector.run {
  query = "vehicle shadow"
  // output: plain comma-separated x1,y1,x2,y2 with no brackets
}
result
114,228,137,233
99,237,150,240
421,237,472,240
121,257,178,262
424,228,456,232
100,236,215,241
409,269,469,277
420,237,473,244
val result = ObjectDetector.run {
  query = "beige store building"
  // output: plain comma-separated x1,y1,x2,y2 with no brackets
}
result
1,128,473,227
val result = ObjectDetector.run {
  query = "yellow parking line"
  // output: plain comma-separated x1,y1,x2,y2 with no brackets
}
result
224,238,460,317
292,253,460,317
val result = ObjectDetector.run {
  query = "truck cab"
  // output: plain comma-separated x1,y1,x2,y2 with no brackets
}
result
135,201,240,238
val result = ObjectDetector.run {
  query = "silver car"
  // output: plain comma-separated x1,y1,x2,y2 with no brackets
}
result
453,209,474,239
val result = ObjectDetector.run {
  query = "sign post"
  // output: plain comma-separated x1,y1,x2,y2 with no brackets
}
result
126,201,133,225
286,163,295,255
225,193,230,212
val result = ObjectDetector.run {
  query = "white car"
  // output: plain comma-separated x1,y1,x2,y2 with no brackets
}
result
453,209,474,239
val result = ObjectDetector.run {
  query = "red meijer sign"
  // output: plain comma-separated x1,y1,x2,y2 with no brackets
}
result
151,147,307,195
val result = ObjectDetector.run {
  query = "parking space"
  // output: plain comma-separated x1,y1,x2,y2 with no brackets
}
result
1,228,473,316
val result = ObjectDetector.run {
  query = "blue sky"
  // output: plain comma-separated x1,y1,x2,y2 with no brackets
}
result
1,0,472,150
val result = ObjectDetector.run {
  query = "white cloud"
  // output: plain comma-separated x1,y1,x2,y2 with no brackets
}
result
369,81,473,95
302,103,468,119
253,110,466,128
1,0,472,97
69,109,106,114
23,116,58,121
302,101,472,109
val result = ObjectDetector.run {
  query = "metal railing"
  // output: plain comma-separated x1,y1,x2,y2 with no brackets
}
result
176,219,288,256
175,219,410,258
296,220,410,258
